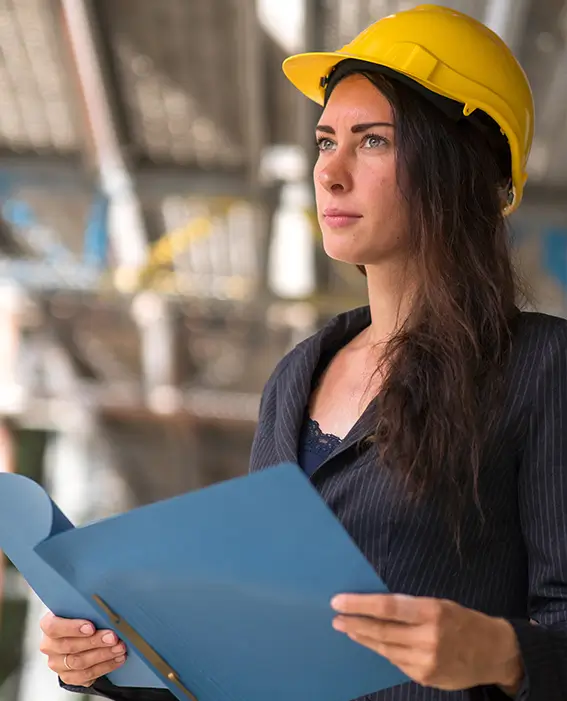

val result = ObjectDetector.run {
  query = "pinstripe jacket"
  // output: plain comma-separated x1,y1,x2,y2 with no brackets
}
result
66,306,567,701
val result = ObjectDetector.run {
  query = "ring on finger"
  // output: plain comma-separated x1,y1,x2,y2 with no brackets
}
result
63,654,72,671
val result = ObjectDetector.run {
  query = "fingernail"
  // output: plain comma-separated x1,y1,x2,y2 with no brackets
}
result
102,633,116,645
80,624,94,635
333,617,346,631
114,655,126,664
112,644,125,654
331,595,346,610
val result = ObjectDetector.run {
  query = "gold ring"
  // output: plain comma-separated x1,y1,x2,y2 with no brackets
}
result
63,654,72,671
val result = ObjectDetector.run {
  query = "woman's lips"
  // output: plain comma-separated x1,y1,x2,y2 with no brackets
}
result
323,211,363,228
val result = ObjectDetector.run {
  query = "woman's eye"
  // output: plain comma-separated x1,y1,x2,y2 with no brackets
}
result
316,137,335,152
361,134,387,149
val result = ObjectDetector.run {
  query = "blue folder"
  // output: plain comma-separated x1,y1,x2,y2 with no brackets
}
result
0,463,408,701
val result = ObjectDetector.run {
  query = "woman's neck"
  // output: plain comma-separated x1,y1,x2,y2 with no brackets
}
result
363,259,416,346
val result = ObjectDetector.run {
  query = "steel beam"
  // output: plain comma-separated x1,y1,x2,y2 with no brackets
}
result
136,163,251,199
236,0,268,193
60,0,148,269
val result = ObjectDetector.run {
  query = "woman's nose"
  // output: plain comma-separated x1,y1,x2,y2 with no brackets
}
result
317,158,352,193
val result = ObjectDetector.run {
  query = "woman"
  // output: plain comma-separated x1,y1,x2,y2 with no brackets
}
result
40,5,567,700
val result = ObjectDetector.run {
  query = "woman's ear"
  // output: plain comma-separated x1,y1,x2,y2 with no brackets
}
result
499,178,514,210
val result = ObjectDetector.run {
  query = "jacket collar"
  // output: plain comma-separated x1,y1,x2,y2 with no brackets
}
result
273,305,375,466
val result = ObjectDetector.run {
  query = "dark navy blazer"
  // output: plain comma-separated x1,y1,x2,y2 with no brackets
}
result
65,306,567,701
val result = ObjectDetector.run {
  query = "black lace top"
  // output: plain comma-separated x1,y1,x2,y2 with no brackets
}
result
297,416,342,477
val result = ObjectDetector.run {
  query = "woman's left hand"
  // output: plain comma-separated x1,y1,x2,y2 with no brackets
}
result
331,593,523,693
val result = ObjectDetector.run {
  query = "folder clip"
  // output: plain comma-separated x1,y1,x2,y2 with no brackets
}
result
93,594,198,701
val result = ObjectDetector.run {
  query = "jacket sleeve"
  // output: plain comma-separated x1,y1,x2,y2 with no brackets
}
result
60,676,175,700
507,323,567,700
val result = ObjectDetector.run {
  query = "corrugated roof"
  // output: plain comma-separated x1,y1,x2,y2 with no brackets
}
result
96,0,249,167
0,0,82,154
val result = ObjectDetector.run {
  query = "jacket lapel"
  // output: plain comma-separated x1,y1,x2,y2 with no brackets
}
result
273,306,373,466
273,334,323,464
319,399,378,468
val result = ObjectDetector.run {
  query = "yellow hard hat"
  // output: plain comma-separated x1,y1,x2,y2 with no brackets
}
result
282,4,534,213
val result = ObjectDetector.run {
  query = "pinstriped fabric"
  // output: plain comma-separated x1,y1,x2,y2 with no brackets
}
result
63,306,567,701
249,306,567,701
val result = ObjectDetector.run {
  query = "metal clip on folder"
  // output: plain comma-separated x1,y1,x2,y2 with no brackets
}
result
93,594,198,701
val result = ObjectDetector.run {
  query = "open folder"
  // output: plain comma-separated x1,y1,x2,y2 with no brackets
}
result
0,463,408,701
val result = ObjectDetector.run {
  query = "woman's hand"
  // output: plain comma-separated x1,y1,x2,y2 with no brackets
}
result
331,593,523,693
39,613,127,688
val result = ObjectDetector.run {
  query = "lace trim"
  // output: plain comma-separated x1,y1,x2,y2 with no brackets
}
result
301,417,342,455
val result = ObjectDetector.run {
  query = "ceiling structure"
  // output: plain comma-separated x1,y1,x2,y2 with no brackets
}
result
0,0,563,259
0,1,563,186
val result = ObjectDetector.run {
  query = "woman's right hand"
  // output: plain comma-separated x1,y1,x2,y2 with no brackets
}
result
40,612,127,687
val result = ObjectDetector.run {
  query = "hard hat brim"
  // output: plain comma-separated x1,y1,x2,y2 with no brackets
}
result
283,52,368,106
282,50,485,111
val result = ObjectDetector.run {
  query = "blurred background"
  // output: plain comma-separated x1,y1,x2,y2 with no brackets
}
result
0,0,565,698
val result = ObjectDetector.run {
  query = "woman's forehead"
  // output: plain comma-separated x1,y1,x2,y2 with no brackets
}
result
321,74,393,124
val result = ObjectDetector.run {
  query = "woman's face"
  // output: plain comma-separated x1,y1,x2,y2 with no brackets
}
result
314,74,409,266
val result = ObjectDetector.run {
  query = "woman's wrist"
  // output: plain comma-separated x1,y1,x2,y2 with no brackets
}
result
490,617,523,695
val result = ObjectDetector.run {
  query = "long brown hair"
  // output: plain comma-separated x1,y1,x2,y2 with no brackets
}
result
346,72,521,537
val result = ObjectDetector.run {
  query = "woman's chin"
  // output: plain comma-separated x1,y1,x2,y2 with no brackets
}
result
321,233,406,267
321,239,369,265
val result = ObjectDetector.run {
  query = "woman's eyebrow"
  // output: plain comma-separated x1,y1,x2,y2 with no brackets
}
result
315,122,395,134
